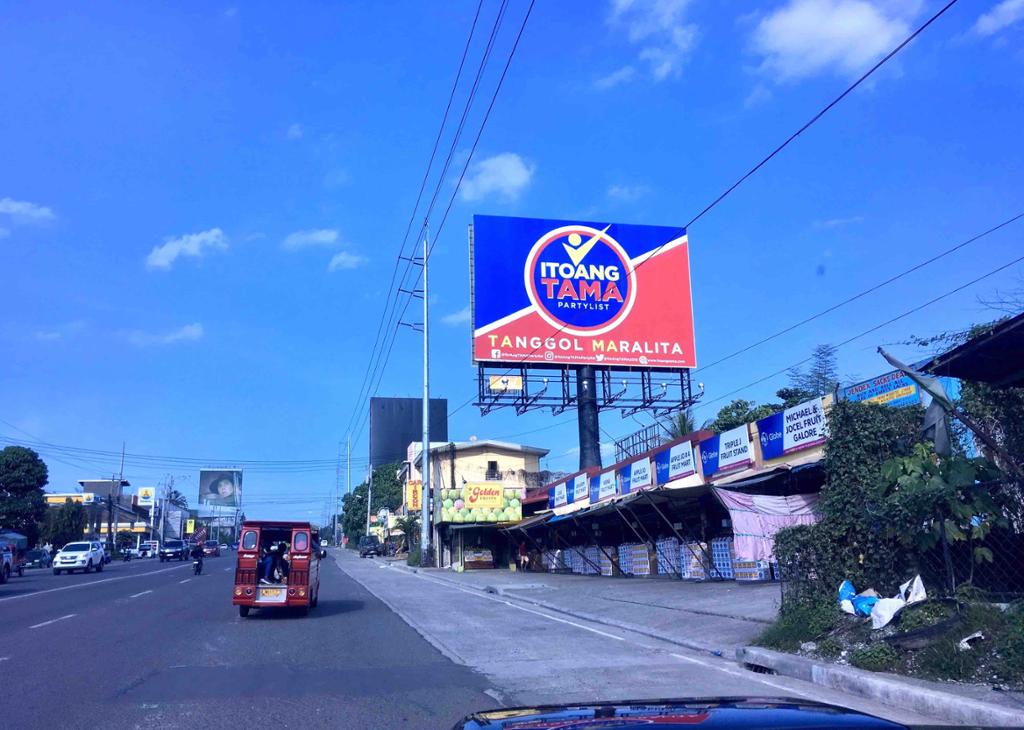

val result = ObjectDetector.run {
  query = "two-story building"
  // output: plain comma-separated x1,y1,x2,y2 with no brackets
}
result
403,439,550,569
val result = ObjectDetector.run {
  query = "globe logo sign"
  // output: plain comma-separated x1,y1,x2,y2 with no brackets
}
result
523,224,637,336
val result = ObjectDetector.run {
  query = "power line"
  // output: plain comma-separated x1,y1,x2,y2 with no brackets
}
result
692,210,1024,376
696,251,1024,413
342,0,488,440
441,0,963,421
348,0,536,443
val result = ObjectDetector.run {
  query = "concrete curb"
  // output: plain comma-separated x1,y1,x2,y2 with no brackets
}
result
737,646,1024,727
386,562,725,656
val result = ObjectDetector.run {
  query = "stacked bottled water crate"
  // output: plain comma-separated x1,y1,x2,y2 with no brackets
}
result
681,542,710,580
655,536,681,575
710,537,735,579
599,547,616,576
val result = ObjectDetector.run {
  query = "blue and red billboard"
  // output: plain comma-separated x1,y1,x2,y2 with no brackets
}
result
471,215,696,369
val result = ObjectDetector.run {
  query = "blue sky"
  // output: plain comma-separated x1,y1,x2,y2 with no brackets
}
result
2,1,1023,521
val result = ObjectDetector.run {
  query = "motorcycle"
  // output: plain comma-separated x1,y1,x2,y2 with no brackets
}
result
193,558,203,575
122,550,132,562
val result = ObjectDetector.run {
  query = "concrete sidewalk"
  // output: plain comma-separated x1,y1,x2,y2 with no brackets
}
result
384,559,779,655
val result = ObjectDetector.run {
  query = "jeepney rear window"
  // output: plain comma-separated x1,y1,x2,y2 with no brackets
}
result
242,531,257,550
293,532,308,551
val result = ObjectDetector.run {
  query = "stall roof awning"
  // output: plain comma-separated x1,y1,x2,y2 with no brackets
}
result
508,513,551,531
921,311,1024,388
448,522,508,531
711,452,824,488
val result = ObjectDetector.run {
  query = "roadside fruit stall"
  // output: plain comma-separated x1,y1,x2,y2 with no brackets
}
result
437,482,524,570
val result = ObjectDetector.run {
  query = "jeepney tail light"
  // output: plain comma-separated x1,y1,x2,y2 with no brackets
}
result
288,588,296,596
234,587,242,596
298,588,306,597
245,587,253,595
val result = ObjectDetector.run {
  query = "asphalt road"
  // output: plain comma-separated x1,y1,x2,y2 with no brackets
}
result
0,551,496,729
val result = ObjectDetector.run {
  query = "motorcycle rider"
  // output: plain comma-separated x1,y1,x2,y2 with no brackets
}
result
189,541,205,572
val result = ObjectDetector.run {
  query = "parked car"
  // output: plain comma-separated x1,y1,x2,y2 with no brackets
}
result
23,549,52,569
203,540,220,557
139,540,159,558
158,539,188,562
358,535,383,558
53,541,106,574
219,543,229,552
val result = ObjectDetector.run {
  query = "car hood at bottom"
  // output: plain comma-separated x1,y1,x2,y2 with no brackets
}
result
453,698,950,730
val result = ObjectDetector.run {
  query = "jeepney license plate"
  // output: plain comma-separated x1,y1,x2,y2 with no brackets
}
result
257,587,286,603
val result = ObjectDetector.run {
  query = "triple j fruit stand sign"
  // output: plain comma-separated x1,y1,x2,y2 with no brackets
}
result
438,483,524,524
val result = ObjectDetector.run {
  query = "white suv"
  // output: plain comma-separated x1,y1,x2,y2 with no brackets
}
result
53,541,106,575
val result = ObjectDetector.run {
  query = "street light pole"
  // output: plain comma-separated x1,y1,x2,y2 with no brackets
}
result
420,225,432,565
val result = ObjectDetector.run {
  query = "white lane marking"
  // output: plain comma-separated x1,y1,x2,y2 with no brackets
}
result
223,567,231,572
502,600,625,641
669,652,813,697
388,563,812,697
179,579,191,584
0,656,11,662
129,590,153,599
0,564,190,604
30,614,76,629
398,568,626,641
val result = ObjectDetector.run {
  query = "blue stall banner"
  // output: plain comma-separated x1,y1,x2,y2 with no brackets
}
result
620,457,653,494
590,470,618,503
840,370,921,408
757,397,829,461
700,425,752,478
654,441,696,484
571,473,589,503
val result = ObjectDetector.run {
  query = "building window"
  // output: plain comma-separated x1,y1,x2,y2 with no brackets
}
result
485,461,501,480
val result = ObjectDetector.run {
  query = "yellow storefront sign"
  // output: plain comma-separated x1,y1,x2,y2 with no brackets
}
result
406,480,422,512
865,385,917,405
462,482,504,510
186,519,195,534
45,492,95,505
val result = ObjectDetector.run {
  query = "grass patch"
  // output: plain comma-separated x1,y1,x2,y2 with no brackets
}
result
850,643,899,672
757,601,839,652
993,608,1024,684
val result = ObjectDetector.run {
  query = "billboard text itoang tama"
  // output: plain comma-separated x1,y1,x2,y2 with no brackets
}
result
471,215,695,368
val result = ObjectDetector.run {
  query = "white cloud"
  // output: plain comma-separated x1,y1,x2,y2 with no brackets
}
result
594,66,637,90
327,251,367,271
145,228,228,270
441,306,471,326
0,197,55,222
286,122,304,140
751,0,913,82
458,153,534,203
974,0,1024,36
744,83,773,108
607,183,649,202
127,322,204,346
34,320,86,342
606,0,698,82
282,228,339,250
814,215,864,228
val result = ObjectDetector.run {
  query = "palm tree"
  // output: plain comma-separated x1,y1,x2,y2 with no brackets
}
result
665,409,696,440
393,514,420,553
166,489,188,509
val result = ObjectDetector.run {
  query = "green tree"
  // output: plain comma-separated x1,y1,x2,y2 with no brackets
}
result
0,445,48,546
40,498,87,548
165,488,188,509
115,530,136,553
705,399,780,433
340,462,403,543
786,344,839,397
775,386,815,408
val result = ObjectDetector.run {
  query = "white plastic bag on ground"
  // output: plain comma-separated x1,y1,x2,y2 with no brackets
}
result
870,574,927,629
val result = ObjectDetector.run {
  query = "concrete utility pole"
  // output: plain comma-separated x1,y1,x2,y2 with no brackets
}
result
365,464,374,535
577,366,602,470
420,226,433,565
344,433,351,544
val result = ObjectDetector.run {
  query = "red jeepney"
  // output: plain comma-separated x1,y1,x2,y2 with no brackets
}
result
233,520,326,617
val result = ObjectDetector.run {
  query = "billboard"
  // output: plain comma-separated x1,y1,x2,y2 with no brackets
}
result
699,425,752,478
756,397,829,461
45,492,96,506
369,397,448,468
437,484,523,523
840,370,921,408
405,480,422,512
471,215,695,369
198,469,242,507
137,487,156,508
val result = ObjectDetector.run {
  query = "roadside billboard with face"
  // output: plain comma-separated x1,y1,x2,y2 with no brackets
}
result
198,469,242,507
471,215,695,369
